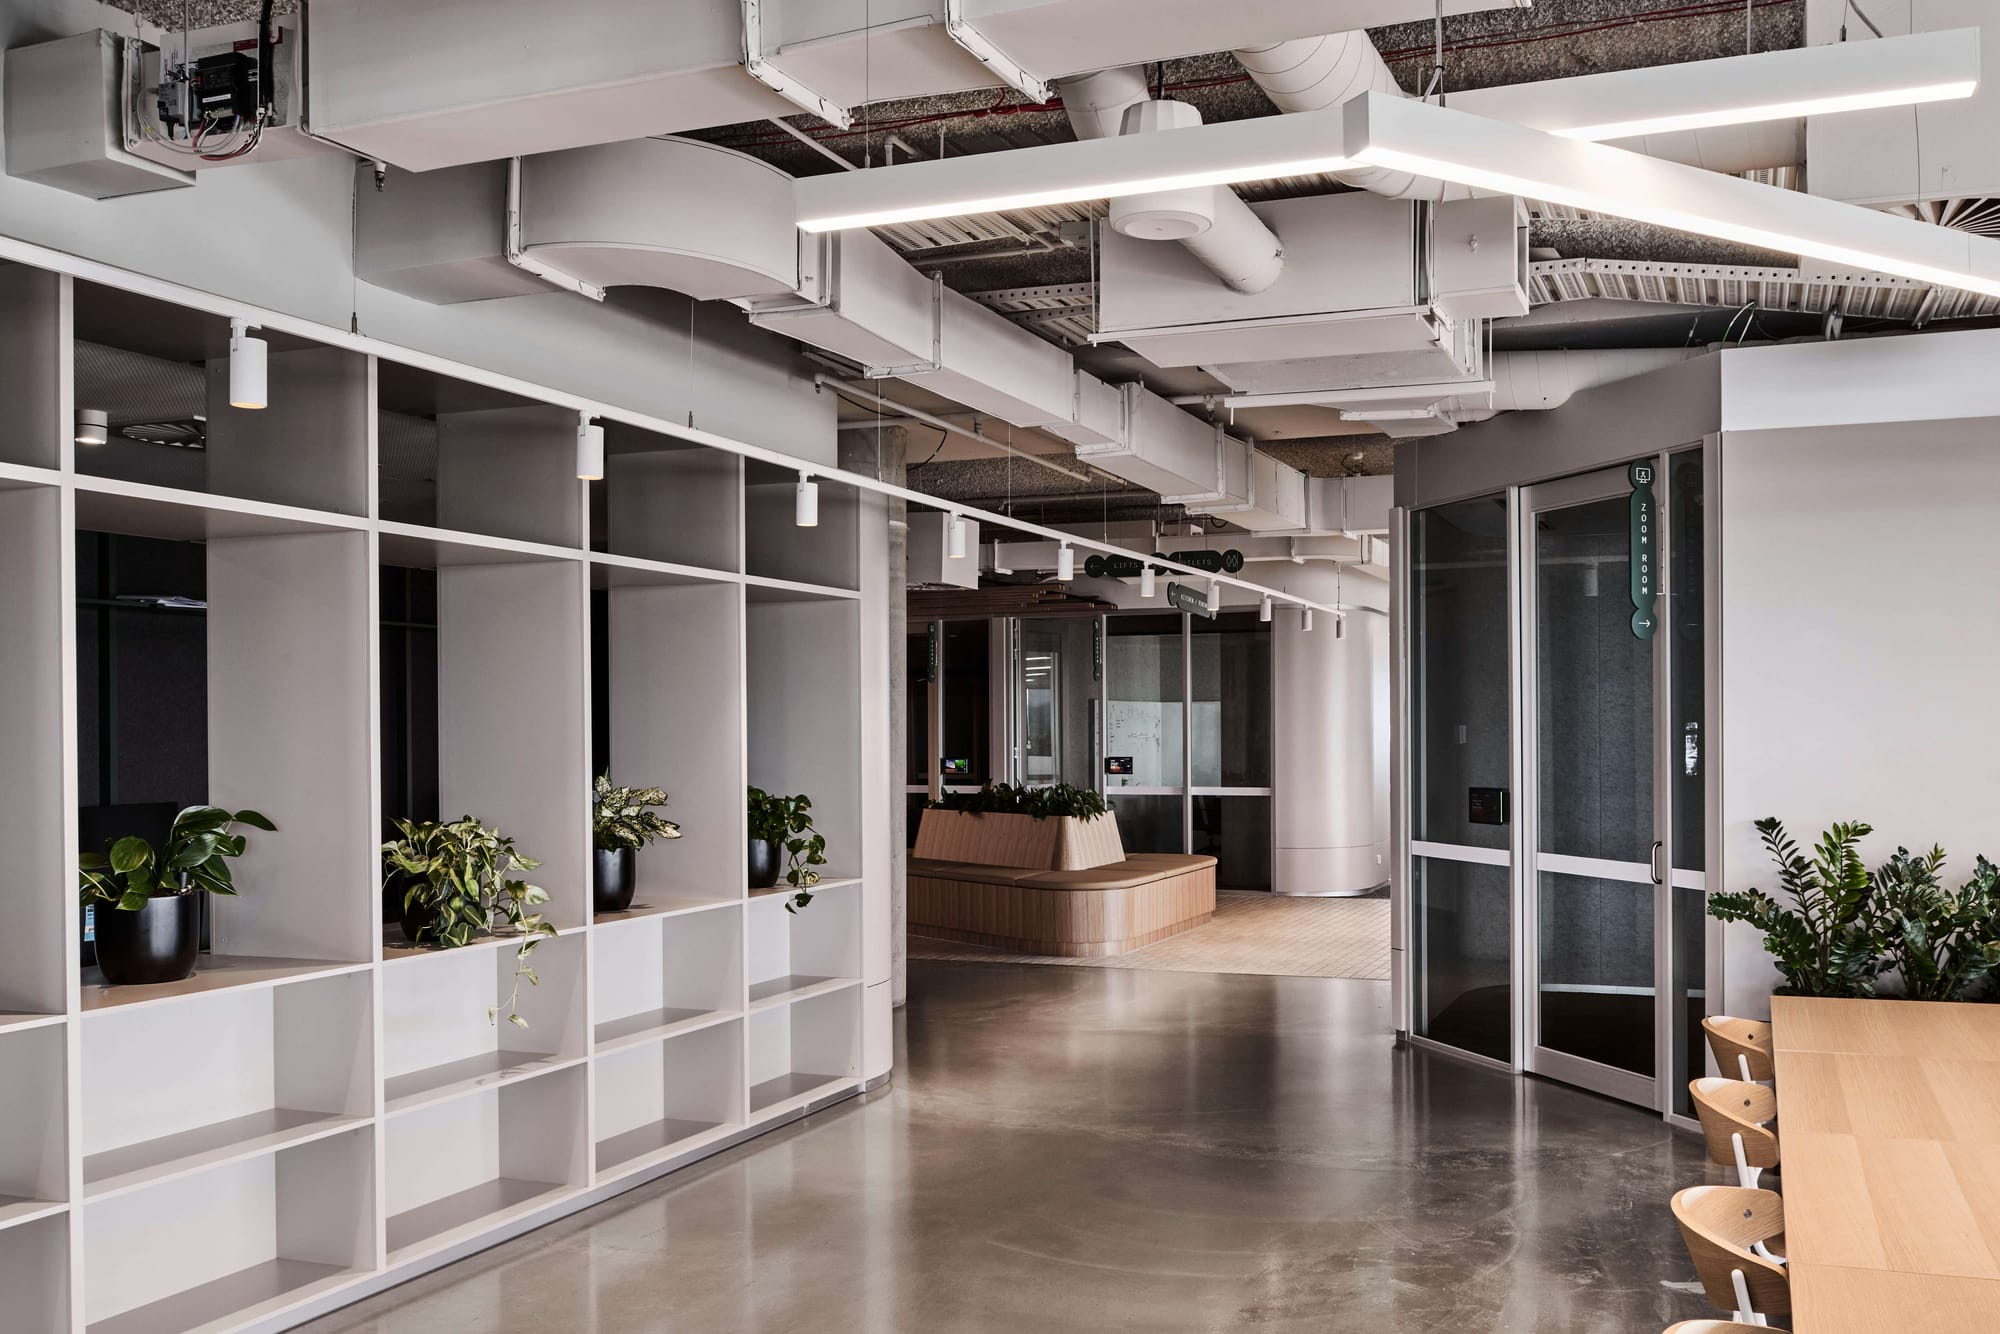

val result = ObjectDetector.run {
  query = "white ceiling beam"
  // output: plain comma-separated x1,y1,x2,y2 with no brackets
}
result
1342,92,2000,299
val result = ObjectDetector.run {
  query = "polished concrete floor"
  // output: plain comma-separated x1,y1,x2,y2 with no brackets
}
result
304,964,1717,1333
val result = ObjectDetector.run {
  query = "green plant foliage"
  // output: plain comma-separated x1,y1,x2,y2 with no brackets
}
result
747,786,827,913
1707,817,1886,998
382,816,556,1027
1872,847,2000,1003
931,781,1109,821
592,775,683,852
79,805,277,912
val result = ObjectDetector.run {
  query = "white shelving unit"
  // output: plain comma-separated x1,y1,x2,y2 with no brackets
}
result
13,266,884,1333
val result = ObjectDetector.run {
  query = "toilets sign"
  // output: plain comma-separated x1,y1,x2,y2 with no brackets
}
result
1629,460,1657,640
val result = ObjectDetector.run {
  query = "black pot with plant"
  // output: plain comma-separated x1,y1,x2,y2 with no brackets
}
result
79,805,276,986
382,816,557,1026
747,785,828,912
591,776,682,914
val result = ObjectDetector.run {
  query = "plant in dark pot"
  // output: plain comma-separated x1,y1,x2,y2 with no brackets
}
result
382,816,557,1026
591,775,682,914
747,786,827,912
78,805,276,986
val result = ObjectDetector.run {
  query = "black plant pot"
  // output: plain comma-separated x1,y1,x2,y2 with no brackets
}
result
594,847,637,914
400,894,440,945
748,837,780,890
94,888,201,986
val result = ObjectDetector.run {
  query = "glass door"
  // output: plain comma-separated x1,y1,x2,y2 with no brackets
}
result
1519,463,1668,1107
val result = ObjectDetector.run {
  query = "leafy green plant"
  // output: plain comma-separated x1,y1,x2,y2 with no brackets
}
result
932,781,1109,821
1872,846,2000,1002
79,805,276,910
382,816,556,1027
592,775,682,852
747,786,827,913
1707,817,1888,998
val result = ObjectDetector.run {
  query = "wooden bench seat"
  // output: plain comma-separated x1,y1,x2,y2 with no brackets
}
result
909,853,1217,957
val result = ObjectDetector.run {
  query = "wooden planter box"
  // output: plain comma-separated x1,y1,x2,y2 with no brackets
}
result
913,806,1125,871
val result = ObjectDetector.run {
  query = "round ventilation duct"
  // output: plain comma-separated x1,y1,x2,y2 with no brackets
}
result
1108,101,1214,241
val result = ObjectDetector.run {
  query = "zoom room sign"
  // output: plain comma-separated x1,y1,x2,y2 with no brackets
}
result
1629,459,1657,640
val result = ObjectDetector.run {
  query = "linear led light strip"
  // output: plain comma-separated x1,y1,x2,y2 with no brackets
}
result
795,31,1979,233
1343,91,2000,299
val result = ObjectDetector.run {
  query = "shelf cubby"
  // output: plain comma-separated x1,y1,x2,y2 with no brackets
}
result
747,595,864,896
73,280,371,516
748,879,862,1013
597,424,740,573
383,1066,587,1264
80,972,372,1201
82,1127,374,1334
593,903,741,1054
0,261,61,472
0,1213,69,1332
744,458,858,590
0,482,68,1020
382,931,586,1116
746,987,861,1120
593,1019,743,1179
0,1025,67,1229
597,577,744,921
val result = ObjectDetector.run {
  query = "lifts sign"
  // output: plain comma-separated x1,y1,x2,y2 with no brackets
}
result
1628,460,1657,640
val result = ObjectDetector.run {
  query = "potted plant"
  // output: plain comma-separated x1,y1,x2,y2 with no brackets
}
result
591,776,682,914
78,805,276,985
1708,817,1888,998
747,786,827,912
382,816,557,1026
920,781,1121,871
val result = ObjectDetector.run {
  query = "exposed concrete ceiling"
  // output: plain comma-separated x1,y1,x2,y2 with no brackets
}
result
107,0,296,25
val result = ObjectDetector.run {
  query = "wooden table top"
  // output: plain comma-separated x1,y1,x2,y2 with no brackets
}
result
1771,995,2000,1334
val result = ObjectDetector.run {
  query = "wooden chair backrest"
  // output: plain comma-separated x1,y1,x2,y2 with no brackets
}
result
1671,1185,1791,1316
1690,1077,1780,1169
1703,1016,1775,1081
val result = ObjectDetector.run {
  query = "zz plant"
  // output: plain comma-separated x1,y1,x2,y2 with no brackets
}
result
1871,846,2000,1002
1707,818,1886,998
747,786,827,913
383,816,557,1027
933,781,1109,821
79,805,276,910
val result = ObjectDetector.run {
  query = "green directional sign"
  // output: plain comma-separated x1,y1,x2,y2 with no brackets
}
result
1083,553,1147,579
1628,459,1658,640
1092,619,1103,681
1165,582,1218,620
1164,548,1245,574
926,621,940,682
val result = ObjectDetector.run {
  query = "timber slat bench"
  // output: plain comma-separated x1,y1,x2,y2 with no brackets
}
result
909,807,1217,957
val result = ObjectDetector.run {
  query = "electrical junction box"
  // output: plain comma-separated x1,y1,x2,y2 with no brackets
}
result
126,22,339,173
3,31,192,198
907,511,981,591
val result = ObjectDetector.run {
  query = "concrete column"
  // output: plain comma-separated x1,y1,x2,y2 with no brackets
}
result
1267,562,1389,896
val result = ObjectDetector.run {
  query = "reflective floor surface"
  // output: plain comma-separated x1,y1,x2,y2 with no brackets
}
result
302,962,1717,1333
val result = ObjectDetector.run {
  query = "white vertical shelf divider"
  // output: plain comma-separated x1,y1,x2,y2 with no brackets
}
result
23,265,878,1334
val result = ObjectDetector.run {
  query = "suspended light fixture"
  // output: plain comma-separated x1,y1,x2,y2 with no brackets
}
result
1301,607,1314,633
576,413,605,481
1204,580,1221,612
1056,543,1075,580
227,319,267,410
1259,595,1272,623
947,513,968,559
1139,564,1156,598
796,471,819,527
74,408,108,446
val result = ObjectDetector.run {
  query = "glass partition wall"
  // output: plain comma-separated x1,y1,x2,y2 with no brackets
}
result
1403,447,1710,1120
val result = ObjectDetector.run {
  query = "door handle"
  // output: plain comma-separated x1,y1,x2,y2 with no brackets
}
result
1650,840,1664,886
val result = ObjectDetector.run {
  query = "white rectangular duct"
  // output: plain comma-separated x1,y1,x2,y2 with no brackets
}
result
1072,387,1249,508
1044,371,1127,446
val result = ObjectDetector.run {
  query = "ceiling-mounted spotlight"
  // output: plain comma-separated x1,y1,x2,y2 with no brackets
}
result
1301,607,1314,633
1056,544,1075,581
228,319,267,410
947,513,968,559
576,413,605,481
74,408,108,446
1204,580,1221,612
1334,615,1345,639
1139,564,1156,599
796,471,819,527
1259,595,1272,623
992,539,1012,575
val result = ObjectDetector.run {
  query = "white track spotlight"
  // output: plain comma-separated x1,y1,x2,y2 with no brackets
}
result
1139,564,1156,598
74,408,108,446
1056,543,1075,580
1301,607,1314,633
796,471,819,527
576,413,605,481
227,319,267,410
1259,595,1272,623
947,513,968,558
1204,580,1221,612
